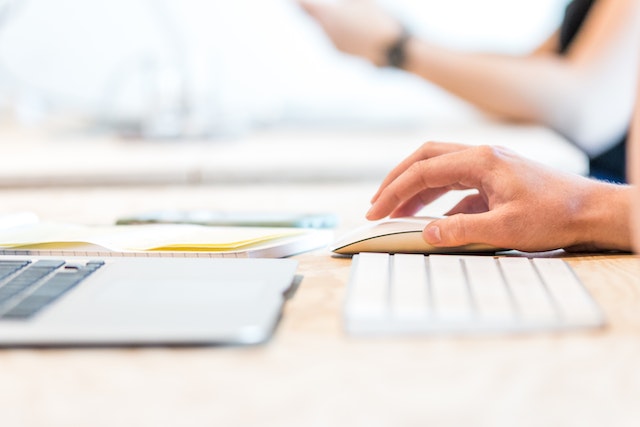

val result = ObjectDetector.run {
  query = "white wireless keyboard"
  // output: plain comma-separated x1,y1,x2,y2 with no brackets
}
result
344,253,605,335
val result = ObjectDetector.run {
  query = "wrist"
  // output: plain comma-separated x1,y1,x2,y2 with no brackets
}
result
571,181,632,251
383,27,412,69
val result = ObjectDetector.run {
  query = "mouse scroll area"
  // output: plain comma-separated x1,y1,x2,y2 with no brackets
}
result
331,217,501,255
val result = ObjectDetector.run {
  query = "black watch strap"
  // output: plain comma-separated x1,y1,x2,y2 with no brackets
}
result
385,29,411,69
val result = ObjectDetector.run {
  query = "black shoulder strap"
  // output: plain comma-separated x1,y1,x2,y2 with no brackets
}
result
559,0,596,54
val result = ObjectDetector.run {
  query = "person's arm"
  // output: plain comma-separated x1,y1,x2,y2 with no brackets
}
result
366,141,632,253
299,0,640,156
629,75,640,251
530,30,560,57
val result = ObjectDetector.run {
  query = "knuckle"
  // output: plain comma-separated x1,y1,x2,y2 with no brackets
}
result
381,186,402,207
472,145,506,169
407,160,430,188
418,140,438,156
475,144,499,160
480,144,514,159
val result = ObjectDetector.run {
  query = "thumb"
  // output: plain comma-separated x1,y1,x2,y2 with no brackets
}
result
298,0,319,16
423,213,496,247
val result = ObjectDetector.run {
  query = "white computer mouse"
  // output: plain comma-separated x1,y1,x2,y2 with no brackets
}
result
331,216,500,255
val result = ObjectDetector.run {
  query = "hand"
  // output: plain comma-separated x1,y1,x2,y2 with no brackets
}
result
298,0,403,66
367,142,632,252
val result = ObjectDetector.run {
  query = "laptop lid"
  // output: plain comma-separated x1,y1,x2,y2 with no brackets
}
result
0,255,298,346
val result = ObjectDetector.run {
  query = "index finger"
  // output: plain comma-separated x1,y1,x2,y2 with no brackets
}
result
370,141,470,204
367,145,499,220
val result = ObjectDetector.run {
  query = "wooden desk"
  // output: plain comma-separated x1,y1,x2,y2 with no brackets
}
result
0,184,639,427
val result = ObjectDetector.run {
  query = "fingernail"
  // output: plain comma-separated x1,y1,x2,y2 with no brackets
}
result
366,205,376,219
425,225,441,244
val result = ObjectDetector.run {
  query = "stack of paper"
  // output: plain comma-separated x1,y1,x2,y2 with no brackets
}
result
0,217,333,258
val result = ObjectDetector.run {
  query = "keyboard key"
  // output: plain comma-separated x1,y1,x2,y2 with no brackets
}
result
0,260,30,281
428,255,473,322
1,260,103,320
498,257,558,324
0,262,59,305
345,253,390,320
461,256,516,323
390,254,430,321
532,258,604,327
31,260,66,269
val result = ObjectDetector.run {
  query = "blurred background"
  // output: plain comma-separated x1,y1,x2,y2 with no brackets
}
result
0,0,568,139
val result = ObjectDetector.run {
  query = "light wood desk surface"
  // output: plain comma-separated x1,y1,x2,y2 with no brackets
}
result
0,183,639,427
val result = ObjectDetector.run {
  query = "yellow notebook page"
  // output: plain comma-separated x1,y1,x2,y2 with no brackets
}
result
0,223,305,252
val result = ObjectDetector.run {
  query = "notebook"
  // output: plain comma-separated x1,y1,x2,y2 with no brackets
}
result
0,218,333,258
0,254,299,346
344,253,605,335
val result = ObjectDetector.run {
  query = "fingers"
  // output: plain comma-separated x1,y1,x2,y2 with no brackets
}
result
298,0,323,19
370,141,470,204
297,0,311,11
387,191,488,219
298,0,366,19
386,187,450,218
368,145,500,220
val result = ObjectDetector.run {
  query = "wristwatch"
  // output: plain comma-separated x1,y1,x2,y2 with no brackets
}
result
385,29,411,69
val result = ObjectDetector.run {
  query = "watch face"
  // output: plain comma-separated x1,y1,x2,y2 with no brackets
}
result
388,47,403,68
386,32,410,68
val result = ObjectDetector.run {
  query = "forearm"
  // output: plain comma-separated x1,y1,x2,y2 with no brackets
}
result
301,0,640,153
402,37,639,155
402,38,574,122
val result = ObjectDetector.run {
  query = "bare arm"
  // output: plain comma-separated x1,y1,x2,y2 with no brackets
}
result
530,30,560,57
630,76,640,251
299,0,640,155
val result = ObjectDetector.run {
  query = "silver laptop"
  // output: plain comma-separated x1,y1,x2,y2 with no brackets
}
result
0,255,298,346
